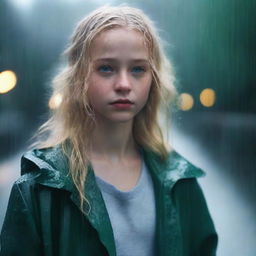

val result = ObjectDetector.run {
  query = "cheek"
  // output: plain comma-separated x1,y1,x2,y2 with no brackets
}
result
141,77,152,100
87,78,106,103
136,80,152,110
87,85,102,109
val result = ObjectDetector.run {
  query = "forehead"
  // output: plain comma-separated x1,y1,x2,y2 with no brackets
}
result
90,27,149,61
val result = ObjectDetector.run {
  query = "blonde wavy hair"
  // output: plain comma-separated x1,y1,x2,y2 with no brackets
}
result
33,5,177,213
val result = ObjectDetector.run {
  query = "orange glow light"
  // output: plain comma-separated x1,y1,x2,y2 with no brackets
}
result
48,93,63,109
0,70,17,94
179,93,194,111
200,88,216,107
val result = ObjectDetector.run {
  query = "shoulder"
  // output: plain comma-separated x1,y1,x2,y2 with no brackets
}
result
166,150,205,178
16,145,73,192
20,145,68,175
142,147,205,183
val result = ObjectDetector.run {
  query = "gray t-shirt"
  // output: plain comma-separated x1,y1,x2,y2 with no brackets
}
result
95,159,156,256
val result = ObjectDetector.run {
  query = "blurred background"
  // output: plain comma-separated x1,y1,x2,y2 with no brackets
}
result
0,0,255,255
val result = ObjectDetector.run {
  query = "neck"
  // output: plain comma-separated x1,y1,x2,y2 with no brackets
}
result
89,119,139,163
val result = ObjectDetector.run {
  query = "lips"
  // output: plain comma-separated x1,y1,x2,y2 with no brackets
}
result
109,99,134,110
110,99,133,104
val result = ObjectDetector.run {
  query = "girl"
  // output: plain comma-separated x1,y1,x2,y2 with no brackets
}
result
0,6,218,256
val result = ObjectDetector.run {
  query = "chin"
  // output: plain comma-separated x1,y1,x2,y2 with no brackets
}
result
94,111,138,124
107,113,135,123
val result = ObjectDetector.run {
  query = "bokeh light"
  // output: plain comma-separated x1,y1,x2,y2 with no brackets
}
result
9,0,35,10
48,93,63,109
0,70,17,94
179,93,194,111
200,88,216,107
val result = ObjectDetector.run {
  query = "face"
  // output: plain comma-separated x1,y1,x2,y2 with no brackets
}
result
86,27,152,124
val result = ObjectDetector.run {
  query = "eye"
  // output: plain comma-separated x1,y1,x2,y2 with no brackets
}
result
131,66,146,74
97,65,113,73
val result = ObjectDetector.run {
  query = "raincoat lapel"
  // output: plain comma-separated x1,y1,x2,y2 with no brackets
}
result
72,166,116,256
142,148,205,256
22,148,116,256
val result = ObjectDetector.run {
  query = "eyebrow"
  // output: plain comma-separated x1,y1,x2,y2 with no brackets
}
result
94,58,149,63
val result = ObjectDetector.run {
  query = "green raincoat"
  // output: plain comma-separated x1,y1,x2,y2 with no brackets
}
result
0,146,218,255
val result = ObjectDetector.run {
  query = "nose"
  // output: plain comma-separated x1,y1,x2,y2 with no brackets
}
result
114,70,132,93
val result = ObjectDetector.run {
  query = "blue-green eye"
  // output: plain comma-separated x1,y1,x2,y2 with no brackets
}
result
98,65,113,73
131,66,145,74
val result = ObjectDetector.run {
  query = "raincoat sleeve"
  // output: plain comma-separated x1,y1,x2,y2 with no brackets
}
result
0,182,42,256
175,178,218,256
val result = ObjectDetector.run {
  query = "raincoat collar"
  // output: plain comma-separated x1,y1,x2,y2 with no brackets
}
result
141,148,205,186
20,145,205,256
21,146,205,191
